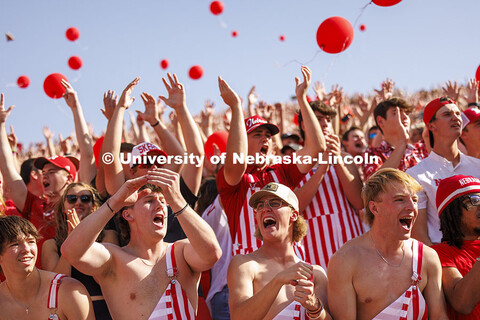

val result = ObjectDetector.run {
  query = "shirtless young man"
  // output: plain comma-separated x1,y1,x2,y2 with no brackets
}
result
228,182,331,320
0,215,93,320
327,168,448,320
61,168,221,319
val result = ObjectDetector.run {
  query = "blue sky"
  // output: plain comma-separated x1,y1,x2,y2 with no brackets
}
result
1,0,479,145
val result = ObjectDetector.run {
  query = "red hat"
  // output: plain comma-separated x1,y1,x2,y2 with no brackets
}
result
130,142,167,168
462,107,480,128
436,175,480,216
34,156,78,180
244,115,279,135
423,97,456,124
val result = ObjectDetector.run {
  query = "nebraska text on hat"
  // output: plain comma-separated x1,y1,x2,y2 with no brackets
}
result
459,177,480,186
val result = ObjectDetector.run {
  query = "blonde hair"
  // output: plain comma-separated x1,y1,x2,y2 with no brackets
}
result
362,168,422,226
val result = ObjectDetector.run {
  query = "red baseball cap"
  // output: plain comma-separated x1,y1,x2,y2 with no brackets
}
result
34,156,78,180
244,115,279,135
436,175,480,216
462,107,480,128
423,97,456,124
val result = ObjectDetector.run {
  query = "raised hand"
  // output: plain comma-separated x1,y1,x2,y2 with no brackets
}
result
137,92,159,125
159,73,186,109
66,208,81,234
464,78,479,104
42,126,54,140
442,80,461,102
59,133,73,155
101,90,118,120
146,168,184,206
0,93,15,124
313,81,326,102
248,86,258,106
109,175,149,209
218,76,241,108
7,125,17,150
118,77,140,109
375,79,395,101
295,66,312,99
61,79,79,109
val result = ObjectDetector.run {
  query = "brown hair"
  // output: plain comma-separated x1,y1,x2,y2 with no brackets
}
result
374,98,413,134
54,182,102,248
361,168,422,226
0,216,40,255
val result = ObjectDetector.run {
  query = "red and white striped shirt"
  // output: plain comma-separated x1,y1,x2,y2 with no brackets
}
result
297,166,365,269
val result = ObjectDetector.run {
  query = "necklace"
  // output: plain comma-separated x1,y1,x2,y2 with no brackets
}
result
5,267,41,314
369,232,405,267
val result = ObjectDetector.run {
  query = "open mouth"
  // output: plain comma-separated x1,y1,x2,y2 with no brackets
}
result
43,182,50,188
399,216,413,231
19,256,34,264
153,214,165,227
260,146,268,155
263,217,277,229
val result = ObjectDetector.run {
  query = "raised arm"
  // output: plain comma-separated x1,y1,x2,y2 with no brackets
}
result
146,168,221,271
159,73,204,194
61,175,148,278
103,78,139,195
0,93,27,211
218,76,247,186
62,80,96,183
295,66,326,174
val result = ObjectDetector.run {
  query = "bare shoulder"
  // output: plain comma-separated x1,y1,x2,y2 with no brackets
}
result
228,251,259,275
421,243,442,268
328,236,367,274
58,276,89,295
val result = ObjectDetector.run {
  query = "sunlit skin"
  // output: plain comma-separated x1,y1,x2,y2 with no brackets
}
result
64,186,94,221
42,163,71,201
428,104,463,139
254,196,295,243
461,119,480,158
247,127,273,168
344,129,366,156
382,107,411,139
0,234,37,275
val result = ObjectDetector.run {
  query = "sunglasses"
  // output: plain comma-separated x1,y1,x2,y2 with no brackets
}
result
462,194,480,211
253,199,286,211
66,194,93,204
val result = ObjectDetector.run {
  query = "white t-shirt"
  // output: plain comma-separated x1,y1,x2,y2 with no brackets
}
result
201,196,232,309
406,151,480,243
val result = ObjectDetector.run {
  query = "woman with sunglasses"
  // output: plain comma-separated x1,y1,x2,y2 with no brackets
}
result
432,175,480,319
42,182,118,319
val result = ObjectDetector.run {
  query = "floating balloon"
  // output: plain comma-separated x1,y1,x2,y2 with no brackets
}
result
476,65,480,84
189,65,204,80
66,27,80,41
372,0,402,7
279,35,285,41
17,75,30,88
232,31,238,37
204,131,228,161
210,1,224,15
160,59,169,69
360,24,366,32
43,73,68,99
316,16,354,54
68,56,82,70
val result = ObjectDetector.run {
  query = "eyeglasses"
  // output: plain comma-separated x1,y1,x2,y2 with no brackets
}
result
462,195,480,211
66,194,93,204
253,199,286,211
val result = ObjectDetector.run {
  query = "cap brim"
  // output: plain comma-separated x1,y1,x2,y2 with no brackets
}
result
248,190,279,208
248,123,280,136
33,157,50,170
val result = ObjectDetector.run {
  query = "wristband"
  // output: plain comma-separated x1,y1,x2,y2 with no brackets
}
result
306,297,324,319
173,203,189,217
151,120,160,127
106,200,115,213
468,102,480,108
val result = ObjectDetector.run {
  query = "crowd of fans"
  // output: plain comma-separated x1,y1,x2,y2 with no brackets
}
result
0,67,479,319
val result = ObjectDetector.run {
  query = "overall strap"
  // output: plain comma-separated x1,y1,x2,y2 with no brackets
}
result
47,273,66,309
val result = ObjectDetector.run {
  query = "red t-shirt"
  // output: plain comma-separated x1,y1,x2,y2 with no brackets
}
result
20,191,56,268
217,163,304,242
432,240,480,319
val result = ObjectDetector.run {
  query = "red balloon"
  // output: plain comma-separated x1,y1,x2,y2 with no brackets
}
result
160,59,169,69
66,27,80,41
279,35,286,41
316,16,354,54
17,75,30,89
372,0,402,7
232,31,238,37
360,24,366,32
204,131,228,161
189,65,204,80
43,73,68,99
210,1,224,15
68,56,82,70
476,65,480,84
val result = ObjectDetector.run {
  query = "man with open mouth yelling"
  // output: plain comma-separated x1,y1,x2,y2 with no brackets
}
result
228,182,331,320
327,168,448,320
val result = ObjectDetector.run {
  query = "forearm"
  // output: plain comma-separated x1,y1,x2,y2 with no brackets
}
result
138,123,149,143
103,107,126,195
153,122,184,172
449,265,480,313
231,279,284,320
334,162,364,210
378,143,406,170
45,137,55,157
224,105,247,185
298,96,325,155
51,255,73,275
